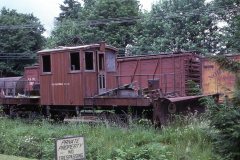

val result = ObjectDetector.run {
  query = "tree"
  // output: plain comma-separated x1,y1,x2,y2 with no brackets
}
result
56,0,82,22
132,0,218,53
212,0,240,53
48,0,141,48
0,7,45,76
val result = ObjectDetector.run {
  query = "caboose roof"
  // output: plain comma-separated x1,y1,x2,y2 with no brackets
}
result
38,44,118,53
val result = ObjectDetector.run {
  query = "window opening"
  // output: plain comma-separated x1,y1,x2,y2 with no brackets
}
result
70,52,80,71
106,52,116,72
98,54,104,71
42,55,51,72
8,88,13,96
85,52,94,70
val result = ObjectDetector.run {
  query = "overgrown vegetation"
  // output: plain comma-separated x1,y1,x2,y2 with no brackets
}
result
0,154,34,160
202,97,240,160
0,117,219,160
186,80,201,96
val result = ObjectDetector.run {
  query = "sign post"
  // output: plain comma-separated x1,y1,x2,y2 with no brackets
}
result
55,136,85,160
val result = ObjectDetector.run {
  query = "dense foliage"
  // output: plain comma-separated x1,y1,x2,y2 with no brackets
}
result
48,0,140,48
48,0,240,55
186,80,201,96
132,0,218,53
203,98,240,160
0,8,45,76
212,0,240,53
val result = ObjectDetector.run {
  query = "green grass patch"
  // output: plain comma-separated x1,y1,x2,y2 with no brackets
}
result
0,154,35,160
0,118,220,160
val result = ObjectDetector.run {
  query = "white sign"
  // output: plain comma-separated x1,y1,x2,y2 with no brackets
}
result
56,136,85,160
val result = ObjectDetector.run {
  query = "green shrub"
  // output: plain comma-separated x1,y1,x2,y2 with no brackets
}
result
204,97,240,160
186,80,201,96
110,143,172,160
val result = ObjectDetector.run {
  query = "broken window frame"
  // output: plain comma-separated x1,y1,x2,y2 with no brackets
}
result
85,51,95,71
70,52,80,71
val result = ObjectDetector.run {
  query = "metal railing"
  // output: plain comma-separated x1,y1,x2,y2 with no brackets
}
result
115,73,185,96
0,80,40,97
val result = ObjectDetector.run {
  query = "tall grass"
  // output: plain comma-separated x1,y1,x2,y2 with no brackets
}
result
0,117,220,160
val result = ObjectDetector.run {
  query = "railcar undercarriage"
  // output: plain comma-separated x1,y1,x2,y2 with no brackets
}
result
0,82,217,127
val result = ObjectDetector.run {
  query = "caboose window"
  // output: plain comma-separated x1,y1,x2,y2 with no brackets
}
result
85,52,94,70
70,52,80,71
42,55,51,73
98,54,104,71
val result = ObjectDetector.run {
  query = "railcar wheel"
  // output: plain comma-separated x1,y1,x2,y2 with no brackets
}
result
168,102,176,114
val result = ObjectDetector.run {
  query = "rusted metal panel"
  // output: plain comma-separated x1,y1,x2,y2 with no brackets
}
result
84,97,151,106
201,55,240,98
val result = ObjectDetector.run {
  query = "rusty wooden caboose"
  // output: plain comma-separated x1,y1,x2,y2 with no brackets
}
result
38,42,118,106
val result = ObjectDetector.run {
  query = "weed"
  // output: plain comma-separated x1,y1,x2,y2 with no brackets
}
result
0,117,220,159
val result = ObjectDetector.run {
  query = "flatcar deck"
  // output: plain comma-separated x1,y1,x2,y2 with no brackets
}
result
84,97,151,107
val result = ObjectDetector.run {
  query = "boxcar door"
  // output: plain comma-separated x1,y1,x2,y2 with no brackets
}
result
97,52,106,94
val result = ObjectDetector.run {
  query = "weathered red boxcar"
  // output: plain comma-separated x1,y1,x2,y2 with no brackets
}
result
117,52,201,96
202,54,240,100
